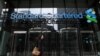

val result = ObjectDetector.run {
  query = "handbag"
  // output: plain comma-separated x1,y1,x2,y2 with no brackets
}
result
32,47,41,56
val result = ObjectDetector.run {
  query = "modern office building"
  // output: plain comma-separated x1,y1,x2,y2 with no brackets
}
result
0,0,100,56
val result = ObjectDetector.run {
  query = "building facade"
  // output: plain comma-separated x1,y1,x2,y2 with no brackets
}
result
0,0,100,56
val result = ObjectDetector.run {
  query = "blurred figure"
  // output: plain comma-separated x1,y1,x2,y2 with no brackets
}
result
32,34,44,56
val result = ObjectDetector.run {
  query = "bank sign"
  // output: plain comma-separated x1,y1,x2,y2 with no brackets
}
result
85,8,97,23
10,8,97,23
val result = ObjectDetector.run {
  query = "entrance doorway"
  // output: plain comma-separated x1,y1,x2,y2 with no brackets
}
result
6,28,97,56
60,28,80,56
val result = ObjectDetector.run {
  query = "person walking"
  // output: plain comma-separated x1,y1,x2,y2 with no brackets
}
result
32,34,44,56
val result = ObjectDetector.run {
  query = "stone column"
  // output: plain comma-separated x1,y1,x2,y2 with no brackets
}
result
0,0,6,56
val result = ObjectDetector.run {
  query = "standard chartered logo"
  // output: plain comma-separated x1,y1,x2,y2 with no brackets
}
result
10,8,98,23
10,11,83,19
85,8,97,23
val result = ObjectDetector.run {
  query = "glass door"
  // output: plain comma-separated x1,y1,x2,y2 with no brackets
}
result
28,28,60,56
60,28,80,56
80,31,98,56
7,31,27,56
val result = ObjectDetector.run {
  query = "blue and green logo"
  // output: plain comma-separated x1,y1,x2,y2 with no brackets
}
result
85,8,97,23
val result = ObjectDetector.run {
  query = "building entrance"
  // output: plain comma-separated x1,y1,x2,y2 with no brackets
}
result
6,27,98,56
